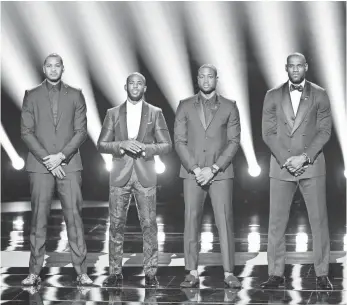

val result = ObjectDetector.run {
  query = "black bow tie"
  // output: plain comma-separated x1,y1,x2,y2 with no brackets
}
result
290,84,303,92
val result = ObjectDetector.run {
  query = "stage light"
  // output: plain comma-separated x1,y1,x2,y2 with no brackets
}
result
154,155,166,174
103,154,113,172
247,232,260,252
295,232,308,252
184,2,260,178
128,2,193,109
304,2,347,172
12,158,25,171
0,124,25,171
248,165,261,177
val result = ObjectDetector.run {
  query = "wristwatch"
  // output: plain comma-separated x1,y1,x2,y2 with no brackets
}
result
302,153,311,164
211,164,219,175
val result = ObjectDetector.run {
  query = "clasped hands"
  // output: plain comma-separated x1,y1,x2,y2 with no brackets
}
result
120,140,146,157
283,154,308,177
194,167,215,186
42,152,66,179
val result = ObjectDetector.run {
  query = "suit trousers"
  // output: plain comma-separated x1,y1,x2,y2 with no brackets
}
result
108,168,158,276
267,176,330,277
28,171,87,275
183,178,235,272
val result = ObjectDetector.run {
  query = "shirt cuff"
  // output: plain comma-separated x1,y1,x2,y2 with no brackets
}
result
120,148,125,154
212,164,220,172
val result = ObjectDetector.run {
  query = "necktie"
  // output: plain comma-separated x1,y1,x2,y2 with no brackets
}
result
203,100,211,125
290,84,303,92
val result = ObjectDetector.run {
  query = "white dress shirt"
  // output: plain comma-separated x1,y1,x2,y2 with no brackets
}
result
126,99,143,139
289,79,305,116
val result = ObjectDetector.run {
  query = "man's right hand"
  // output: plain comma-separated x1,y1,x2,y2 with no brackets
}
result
120,140,143,154
51,165,66,179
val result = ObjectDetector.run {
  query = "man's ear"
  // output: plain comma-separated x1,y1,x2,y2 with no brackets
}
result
285,64,288,72
305,63,308,72
124,84,127,92
144,86,147,93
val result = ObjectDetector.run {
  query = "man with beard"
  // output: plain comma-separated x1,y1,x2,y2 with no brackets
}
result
97,72,172,287
20,53,93,286
174,64,241,288
261,53,333,289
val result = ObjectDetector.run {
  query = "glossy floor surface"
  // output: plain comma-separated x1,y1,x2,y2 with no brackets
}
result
1,194,346,304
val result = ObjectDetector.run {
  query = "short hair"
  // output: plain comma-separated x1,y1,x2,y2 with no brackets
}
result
198,64,218,77
43,53,64,66
126,72,146,85
286,52,306,64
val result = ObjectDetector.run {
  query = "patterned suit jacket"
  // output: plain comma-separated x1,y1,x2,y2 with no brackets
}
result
97,101,172,187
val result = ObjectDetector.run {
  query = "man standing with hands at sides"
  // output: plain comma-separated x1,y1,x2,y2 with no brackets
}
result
174,64,241,289
20,53,93,286
97,72,172,287
261,53,333,290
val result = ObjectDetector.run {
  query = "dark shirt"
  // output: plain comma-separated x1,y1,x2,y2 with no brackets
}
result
46,81,61,126
199,91,217,125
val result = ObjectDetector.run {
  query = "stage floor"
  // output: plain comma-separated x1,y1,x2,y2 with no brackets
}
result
1,197,346,304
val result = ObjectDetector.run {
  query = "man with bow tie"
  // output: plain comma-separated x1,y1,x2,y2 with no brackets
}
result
261,53,333,289
20,53,93,286
97,72,172,287
174,64,241,289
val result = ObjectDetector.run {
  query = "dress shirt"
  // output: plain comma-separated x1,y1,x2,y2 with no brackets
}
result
46,81,61,126
126,99,143,139
199,91,217,125
289,79,305,116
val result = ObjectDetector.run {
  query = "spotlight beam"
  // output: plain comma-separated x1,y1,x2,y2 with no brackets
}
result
15,2,103,151
304,2,347,170
128,2,194,109
245,2,300,87
1,12,41,108
0,123,25,170
76,2,138,105
184,2,259,170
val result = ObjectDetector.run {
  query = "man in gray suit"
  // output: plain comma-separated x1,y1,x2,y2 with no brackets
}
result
20,53,92,286
97,72,172,287
174,64,241,288
261,53,332,289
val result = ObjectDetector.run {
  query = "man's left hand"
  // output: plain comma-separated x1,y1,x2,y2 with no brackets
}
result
196,167,214,186
43,153,64,171
284,155,307,172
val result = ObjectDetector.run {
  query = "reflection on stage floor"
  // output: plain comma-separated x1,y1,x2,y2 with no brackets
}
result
1,197,346,304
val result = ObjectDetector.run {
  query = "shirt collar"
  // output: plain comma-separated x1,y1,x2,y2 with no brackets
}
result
199,91,217,104
289,79,306,89
126,98,143,107
46,80,62,91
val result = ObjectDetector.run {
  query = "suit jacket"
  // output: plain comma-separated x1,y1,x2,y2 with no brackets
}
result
21,80,87,173
174,93,241,180
97,101,172,187
262,80,332,181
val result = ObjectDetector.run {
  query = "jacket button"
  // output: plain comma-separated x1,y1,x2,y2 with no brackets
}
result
203,150,206,152
302,134,306,136
304,146,307,149
288,149,291,152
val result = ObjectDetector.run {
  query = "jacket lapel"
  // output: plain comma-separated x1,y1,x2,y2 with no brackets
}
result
119,102,128,140
136,101,149,142
291,81,313,135
55,82,69,128
281,82,295,130
194,95,207,130
205,94,221,130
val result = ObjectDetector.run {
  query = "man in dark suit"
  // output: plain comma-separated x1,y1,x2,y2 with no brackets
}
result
174,64,241,288
261,53,332,289
97,72,172,287
20,53,92,286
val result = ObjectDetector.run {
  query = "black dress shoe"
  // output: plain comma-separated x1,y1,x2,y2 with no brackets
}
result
260,276,285,289
102,274,123,287
145,275,159,287
316,276,333,290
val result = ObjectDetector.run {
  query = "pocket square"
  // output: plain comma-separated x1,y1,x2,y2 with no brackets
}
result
147,121,153,124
